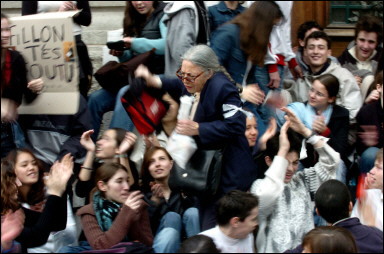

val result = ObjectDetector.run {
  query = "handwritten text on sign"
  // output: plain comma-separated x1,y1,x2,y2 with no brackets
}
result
10,12,78,92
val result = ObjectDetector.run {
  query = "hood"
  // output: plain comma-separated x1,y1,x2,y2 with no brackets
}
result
164,1,196,17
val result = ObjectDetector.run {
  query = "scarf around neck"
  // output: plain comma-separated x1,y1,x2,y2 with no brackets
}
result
93,191,122,232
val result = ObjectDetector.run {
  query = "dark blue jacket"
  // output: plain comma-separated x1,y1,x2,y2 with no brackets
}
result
208,2,245,36
210,23,256,85
285,217,383,253
161,72,257,195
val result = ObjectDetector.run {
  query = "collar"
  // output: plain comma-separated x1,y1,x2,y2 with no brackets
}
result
309,60,331,75
332,217,353,226
217,1,245,13
349,45,377,63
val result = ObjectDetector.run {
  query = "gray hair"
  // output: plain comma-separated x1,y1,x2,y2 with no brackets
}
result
181,45,234,82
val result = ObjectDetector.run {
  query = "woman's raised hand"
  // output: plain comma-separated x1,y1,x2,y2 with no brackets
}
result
281,107,311,138
118,132,137,154
124,191,144,211
45,153,74,197
1,209,25,248
80,130,96,152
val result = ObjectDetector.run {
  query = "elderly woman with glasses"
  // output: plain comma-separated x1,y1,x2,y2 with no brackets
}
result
135,44,257,231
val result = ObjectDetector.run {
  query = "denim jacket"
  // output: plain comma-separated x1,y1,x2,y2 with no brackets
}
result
210,23,256,85
208,1,245,35
12,122,26,148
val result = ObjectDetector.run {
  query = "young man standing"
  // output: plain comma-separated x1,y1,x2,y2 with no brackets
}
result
338,15,382,101
286,31,362,123
199,190,259,253
250,107,340,253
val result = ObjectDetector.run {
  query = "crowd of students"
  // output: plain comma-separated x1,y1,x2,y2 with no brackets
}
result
1,1,383,253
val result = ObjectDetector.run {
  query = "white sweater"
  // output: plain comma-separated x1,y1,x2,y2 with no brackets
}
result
200,226,254,253
250,142,339,253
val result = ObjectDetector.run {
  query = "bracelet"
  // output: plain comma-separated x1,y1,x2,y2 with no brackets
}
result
114,154,128,158
80,166,93,170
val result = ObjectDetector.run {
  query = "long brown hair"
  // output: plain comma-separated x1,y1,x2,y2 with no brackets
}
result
5,148,45,205
140,146,173,193
1,160,21,215
122,1,159,37
231,1,282,66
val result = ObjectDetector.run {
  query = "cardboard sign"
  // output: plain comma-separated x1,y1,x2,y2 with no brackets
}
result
10,11,80,114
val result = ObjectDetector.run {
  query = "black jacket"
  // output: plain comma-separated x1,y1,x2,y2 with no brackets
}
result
302,103,350,168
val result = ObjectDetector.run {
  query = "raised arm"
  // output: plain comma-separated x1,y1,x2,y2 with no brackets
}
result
250,120,291,216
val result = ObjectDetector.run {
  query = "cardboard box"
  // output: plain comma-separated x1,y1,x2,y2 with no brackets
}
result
10,11,80,114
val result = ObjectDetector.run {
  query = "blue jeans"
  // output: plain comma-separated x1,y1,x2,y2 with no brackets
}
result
359,147,380,173
153,208,200,253
57,241,92,253
88,88,116,141
182,207,200,238
109,85,134,132
88,86,134,141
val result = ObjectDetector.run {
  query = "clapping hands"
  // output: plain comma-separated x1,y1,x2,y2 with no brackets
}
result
117,132,137,154
80,130,96,152
45,153,73,197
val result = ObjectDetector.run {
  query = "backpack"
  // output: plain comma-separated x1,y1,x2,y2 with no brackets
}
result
121,77,168,135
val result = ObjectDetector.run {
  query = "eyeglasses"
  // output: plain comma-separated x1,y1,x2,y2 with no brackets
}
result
176,68,204,83
309,87,326,98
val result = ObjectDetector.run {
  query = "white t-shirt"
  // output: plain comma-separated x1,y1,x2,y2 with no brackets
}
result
200,226,254,253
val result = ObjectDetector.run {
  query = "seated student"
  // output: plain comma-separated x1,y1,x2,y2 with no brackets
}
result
1,152,73,253
291,20,339,76
338,15,382,101
356,71,383,174
302,226,358,253
76,128,138,206
277,74,349,182
285,31,362,124
199,190,259,253
243,108,278,179
286,179,383,253
250,107,340,253
75,163,153,251
178,235,220,253
351,148,383,231
140,146,200,253
6,149,77,253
